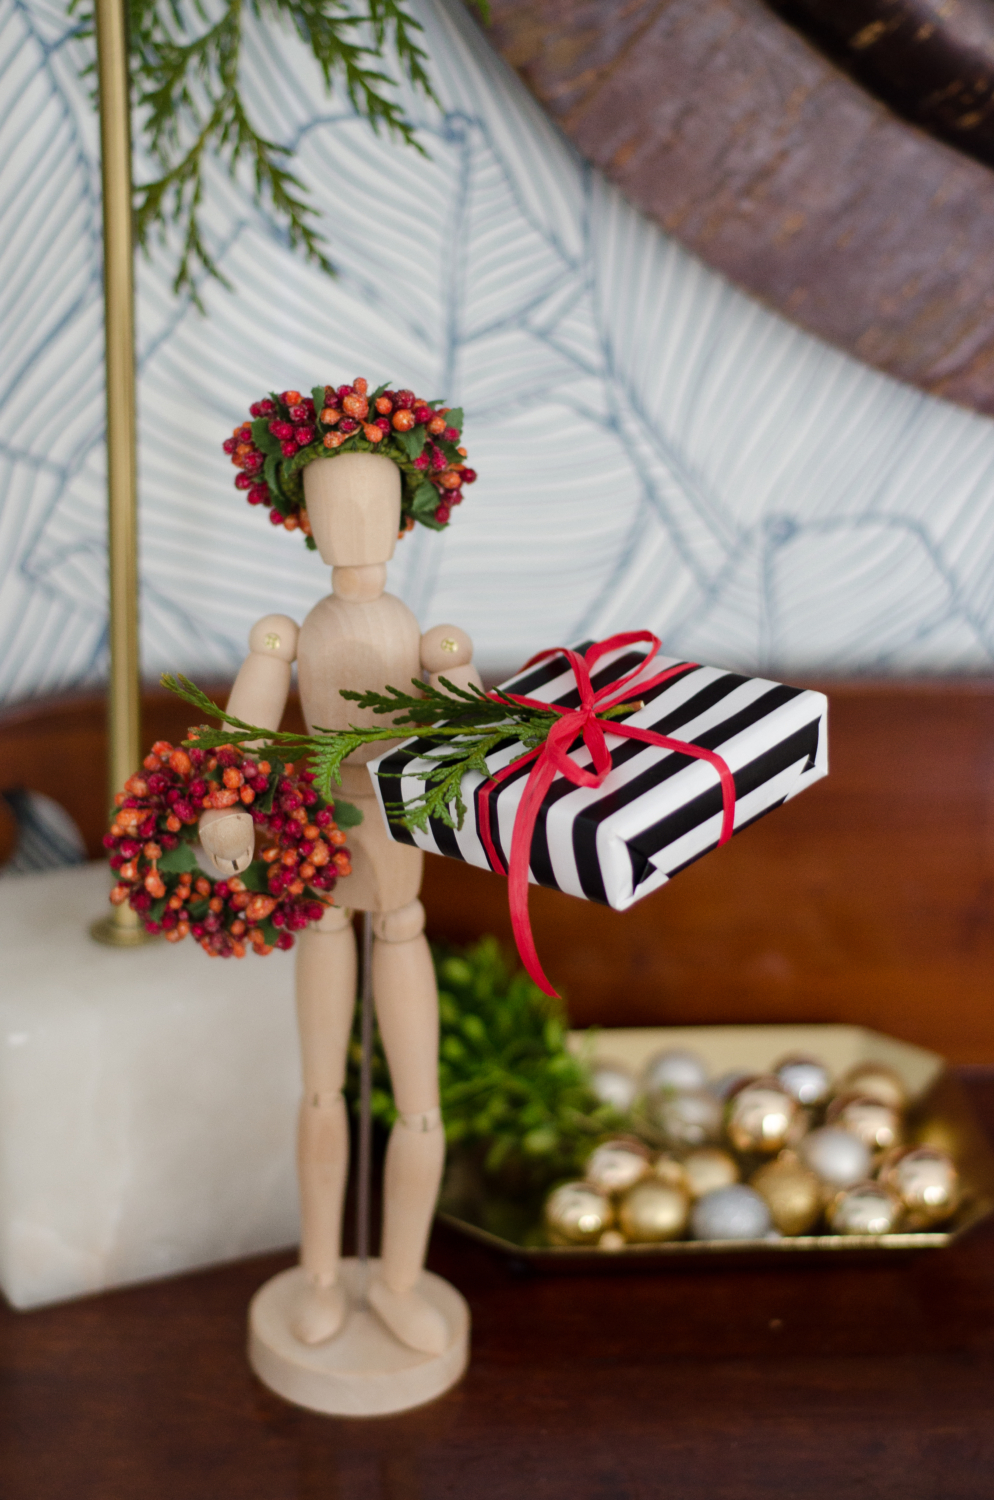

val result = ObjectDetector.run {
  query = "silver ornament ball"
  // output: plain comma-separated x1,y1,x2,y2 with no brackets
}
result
775,1053,832,1107
646,1086,723,1149
642,1048,709,1094
799,1126,872,1189
690,1184,773,1241
584,1139,651,1196
589,1062,639,1114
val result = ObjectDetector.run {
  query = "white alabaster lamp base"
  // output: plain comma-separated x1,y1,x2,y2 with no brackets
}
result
248,1259,470,1416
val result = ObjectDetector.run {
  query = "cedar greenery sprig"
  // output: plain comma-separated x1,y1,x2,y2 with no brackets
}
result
163,672,645,833
70,0,489,306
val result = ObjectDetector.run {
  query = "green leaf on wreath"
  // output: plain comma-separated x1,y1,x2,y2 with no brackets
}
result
436,438,462,464
251,418,280,455
311,386,326,418
332,798,363,828
397,426,426,461
148,897,167,922
444,407,463,434
264,452,288,512
409,485,444,530
259,916,279,946
158,841,202,874
239,860,272,893
411,480,440,519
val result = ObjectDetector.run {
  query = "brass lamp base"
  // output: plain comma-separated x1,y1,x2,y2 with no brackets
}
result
90,907,157,948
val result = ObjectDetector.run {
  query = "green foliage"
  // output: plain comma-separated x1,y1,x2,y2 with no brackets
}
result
163,672,644,834
156,840,202,873
70,0,489,305
345,937,621,1198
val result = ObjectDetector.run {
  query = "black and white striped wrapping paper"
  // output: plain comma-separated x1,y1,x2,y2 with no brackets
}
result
367,644,828,912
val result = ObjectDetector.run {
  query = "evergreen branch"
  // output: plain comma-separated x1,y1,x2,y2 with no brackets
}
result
161,673,318,755
163,672,645,836
72,0,481,299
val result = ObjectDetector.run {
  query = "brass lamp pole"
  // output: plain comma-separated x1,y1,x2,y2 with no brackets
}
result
90,0,151,947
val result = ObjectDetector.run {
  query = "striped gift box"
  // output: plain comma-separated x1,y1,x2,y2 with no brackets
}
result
367,643,828,912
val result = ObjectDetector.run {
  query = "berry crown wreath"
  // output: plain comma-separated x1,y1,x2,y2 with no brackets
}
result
224,377,477,545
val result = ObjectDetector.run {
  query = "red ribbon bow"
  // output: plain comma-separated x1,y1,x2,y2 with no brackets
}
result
477,632,737,997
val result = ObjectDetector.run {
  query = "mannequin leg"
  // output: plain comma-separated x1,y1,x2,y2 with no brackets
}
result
366,899,448,1356
292,905,357,1344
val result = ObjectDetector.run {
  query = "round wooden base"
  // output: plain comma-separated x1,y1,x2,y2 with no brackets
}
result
247,1259,470,1417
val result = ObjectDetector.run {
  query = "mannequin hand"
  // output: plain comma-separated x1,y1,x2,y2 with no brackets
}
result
420,623,483,695
198,808,255,876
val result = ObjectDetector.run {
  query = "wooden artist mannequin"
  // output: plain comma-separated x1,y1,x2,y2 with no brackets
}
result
199,451,481,1363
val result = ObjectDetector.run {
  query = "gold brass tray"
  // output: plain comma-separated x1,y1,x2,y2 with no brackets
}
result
437,1024,994,1264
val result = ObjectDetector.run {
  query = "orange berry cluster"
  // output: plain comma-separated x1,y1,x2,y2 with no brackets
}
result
224,378,477,543
104,740,351,958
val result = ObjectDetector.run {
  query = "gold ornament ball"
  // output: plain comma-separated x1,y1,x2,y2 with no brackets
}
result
618,1180,690,1243
826,1093,904,1152
653,1153,689,1190
544,1183,614,1245
726,1078,797,1154
834,1061,908,1112
646,1086,723,1149
828,1182,902,1236
774,1053,832,1107
598,1229,627,1252
784,1105,814,1149
879,1146,961,1227
682,1147,740,1200
584,1139,651,1196
750,1152,822,1235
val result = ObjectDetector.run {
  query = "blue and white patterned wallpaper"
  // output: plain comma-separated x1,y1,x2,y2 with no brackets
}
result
3,0,994,707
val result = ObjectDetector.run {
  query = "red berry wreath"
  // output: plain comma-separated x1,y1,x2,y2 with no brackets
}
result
104,739,357,957
223,376,478,545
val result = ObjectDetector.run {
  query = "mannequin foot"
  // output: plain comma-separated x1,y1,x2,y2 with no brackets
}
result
368,1277,449,1355
291,1275,348,1345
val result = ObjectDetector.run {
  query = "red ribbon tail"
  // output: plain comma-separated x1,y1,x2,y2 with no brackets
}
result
478,747,541,877
506,756,560,998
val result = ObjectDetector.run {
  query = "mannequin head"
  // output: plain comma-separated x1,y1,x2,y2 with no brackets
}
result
302,452,401,567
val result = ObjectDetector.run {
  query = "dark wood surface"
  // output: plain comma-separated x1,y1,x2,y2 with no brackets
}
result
4,681,992,1063
2,1069,993,1499
484,0,994,414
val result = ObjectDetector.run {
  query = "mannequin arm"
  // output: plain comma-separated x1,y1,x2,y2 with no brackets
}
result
419,624,483,695
226,613,299,728
199,614,298,876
